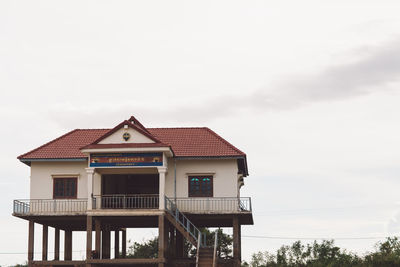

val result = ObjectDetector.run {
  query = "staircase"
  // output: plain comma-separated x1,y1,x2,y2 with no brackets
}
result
165,196,217,267
198,247,214,267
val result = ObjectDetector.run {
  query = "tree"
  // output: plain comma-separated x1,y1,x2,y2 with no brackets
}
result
126,228,233,259
127,237,158,258
188,228,233,258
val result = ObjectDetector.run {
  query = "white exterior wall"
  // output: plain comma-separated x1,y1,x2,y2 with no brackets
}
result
165,158,239,198
29,158,239,200
30,161,88,199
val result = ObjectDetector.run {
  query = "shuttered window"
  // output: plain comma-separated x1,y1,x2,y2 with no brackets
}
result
53,178,77,199
188,176,213,197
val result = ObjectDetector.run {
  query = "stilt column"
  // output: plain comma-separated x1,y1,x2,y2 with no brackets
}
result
95,219,101,259
233,216,241,267
86,216,93,260
28,221,34,266
158,215,168,267
64,230,73,260
42,224,48,260
115,230,120,258
54,228,60,260
122,229,127,258
175,230,184,258
102,226,110,259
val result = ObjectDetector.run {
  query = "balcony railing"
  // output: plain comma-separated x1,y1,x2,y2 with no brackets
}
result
13,196,252,214
175,197,252,213
13,199,87,215
92,194,159,210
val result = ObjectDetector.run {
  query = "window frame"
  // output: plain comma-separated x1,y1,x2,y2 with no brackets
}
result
53,177,78,199
188,175,214,197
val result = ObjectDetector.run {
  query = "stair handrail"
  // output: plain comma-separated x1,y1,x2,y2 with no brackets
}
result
165,196,204,246
196,231,201,267
212,229,218,267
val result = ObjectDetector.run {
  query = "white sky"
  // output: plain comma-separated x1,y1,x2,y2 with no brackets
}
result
1,0,400,265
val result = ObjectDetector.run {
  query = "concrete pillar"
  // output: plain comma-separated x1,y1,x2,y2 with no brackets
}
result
42,225,48,261
102,226,110,259
158,167,167,210
54,228,60,260
28,221,34,265
86,168,95,210
158,215,168,267
233,216,241,267
122,229,127,258
86,216,93,260
114,230,120,258
95,219,101,259
64,230,73,260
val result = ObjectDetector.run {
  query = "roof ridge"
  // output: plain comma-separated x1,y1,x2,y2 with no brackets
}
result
75,128,111,130
203,127,246,155
17,129,80,159
66,127,209,130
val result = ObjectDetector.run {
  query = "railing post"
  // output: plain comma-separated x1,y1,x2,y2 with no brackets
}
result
196,231,201,267
53,199,56,212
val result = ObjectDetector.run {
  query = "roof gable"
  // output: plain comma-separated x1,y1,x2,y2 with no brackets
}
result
90,120,161,145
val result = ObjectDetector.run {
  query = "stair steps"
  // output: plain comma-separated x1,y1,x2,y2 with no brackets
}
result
198,247,215,267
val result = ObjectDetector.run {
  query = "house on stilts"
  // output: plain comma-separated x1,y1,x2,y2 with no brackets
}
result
13,115,253,267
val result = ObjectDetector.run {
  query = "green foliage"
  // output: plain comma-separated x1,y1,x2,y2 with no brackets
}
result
246,238,400,267
126,228,233,260
126,237,158,259
188,228,233,258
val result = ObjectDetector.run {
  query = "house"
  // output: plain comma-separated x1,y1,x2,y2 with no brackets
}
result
13,116,253,267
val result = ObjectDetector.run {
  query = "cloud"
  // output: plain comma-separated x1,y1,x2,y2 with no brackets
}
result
45,37,400,127
156,37,400,121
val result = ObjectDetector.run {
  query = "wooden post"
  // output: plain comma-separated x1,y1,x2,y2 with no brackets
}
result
95,219,101,258
28,221,34,266
122,229,127,258
114,230,120,258
102,226,110,259
158,215,168,267
233,216,241,267
86,216,93,260
54,228,60,260
42,224,48,261
175,230,184,258
168,225,175,258
64,230,73,260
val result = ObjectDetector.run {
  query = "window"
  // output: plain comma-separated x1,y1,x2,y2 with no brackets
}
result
53,178,77,199
188,176,213,197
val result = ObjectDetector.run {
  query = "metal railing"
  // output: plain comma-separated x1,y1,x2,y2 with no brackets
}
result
212,229,218,267
165,196,206,248
175,197,252,213
13,199,87,214
93,194,159,209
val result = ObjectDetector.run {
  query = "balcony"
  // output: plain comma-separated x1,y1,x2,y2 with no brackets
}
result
13,196,252,215
13,199,87,215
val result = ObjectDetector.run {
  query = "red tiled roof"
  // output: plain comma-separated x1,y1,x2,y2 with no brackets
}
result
18,129,109,160
18,128,245,159
148,128,245,157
